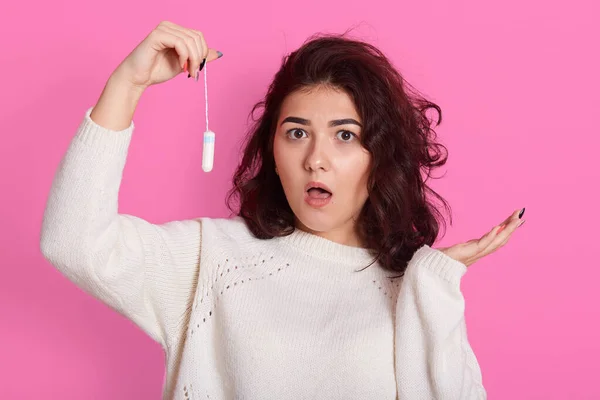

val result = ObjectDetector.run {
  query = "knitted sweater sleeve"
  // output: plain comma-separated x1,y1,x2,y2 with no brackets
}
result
394,244,487,399
40,107,201,350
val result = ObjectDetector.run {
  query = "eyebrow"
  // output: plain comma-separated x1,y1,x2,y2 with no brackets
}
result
280,116,363,128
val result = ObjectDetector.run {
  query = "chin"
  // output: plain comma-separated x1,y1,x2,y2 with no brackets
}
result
294,207,337,233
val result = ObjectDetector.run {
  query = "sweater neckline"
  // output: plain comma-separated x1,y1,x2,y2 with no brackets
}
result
278,227,378,267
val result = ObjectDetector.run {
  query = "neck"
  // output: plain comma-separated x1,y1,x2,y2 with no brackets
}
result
294,217,365,248
278,223,376,266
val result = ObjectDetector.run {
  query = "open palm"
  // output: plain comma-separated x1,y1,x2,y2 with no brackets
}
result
438,208,526,268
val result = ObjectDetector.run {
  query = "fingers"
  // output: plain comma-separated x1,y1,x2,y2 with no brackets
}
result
205,48,221,62
189,30,222,63
153,21,222,82
191,29,208,60
474,211,514,251
480,208,525,256
162,23,206,77
475,226,499,252
151,27,190,71
498,208,525,233
157,23,202,77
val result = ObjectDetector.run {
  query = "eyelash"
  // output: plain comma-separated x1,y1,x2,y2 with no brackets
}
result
285,128,358,142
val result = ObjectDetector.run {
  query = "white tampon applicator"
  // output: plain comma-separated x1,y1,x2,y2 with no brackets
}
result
202,130,215,172
202,61,215,172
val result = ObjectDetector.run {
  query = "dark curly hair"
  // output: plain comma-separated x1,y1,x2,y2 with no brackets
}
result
226,32,452,276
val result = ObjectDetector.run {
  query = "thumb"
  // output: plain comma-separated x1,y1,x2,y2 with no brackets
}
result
205,48,223,63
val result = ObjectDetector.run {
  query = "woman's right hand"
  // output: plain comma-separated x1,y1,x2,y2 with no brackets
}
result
90,21,221,130
113,20,222,90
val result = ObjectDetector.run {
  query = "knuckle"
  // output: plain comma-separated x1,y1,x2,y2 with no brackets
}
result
195,31,206,45
195,35,204,48
177,42,188,55
183,35,196,48
149,29,163,41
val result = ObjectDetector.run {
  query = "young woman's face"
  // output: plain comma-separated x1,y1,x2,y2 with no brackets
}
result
273,85,372,247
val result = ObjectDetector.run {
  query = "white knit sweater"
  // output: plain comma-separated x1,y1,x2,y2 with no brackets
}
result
40,107,487,399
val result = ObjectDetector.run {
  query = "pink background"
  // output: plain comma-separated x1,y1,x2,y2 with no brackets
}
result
1,0,598,398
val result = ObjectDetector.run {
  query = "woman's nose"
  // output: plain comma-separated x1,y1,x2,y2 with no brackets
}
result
304,138,331,172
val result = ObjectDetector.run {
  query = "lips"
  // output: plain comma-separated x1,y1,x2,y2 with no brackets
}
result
305,181,333,199
305,181,333,206
305,181,333,195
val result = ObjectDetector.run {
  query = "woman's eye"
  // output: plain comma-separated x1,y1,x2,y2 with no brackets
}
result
337,130,356,142
287,129,307,139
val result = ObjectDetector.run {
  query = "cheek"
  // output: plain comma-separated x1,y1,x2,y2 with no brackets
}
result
345,153,371,201
273,136,296,168
273,136,283,164
340,149,370,183
351,173,370,200
273,139,298,193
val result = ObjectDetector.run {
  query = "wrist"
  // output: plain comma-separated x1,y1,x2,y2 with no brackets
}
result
107,68,147,100
89,72,145,131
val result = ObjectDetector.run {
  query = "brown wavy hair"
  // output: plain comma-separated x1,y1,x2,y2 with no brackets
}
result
226,32,452,275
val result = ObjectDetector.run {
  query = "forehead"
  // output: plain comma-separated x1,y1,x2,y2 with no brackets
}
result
279,86,361,121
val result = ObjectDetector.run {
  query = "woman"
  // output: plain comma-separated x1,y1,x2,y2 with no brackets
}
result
40,20,524,399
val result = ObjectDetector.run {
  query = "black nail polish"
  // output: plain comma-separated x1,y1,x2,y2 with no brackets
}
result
188,73,191,78
199,58,206,71
217,51,223,58
519,207,525,219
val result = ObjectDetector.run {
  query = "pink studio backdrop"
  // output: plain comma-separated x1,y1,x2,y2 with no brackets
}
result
1,0,598,398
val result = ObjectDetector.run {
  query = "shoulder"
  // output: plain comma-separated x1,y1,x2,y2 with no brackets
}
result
195,215,257,245
193,216,282,271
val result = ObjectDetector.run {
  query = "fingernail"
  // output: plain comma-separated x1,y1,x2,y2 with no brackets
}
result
199,58,207,71
188,73,191,78
217,51,223,58
195,70,199,82
519,207,526,219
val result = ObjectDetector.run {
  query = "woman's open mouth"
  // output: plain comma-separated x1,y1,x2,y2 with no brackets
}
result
304,183,332,208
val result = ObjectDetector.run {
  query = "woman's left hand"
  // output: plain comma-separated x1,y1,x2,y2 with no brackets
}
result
437,208,526,268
